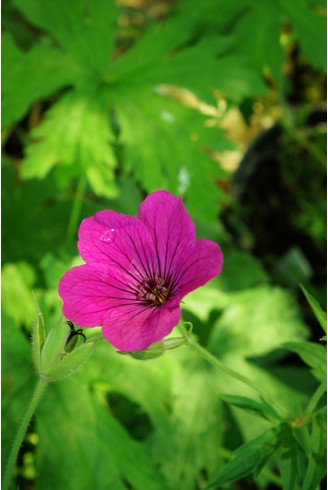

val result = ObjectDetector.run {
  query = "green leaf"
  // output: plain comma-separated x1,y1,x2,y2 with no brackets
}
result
22,92,118,199
174,0,326,78
234,0,284,83
81,342,225,490
278,0,326,70
2,262,36,328
112,32,266,103
283,341,327,382
221,395,282,423
182,285,230,322
36,379,169,490
112,92,231,223
209,286,309,359
13,0,119,73
213,250,270,292
2,33,82,128
206,426,282,487
300,285,327,333
279,426,302,490
302,408,327,490
2,313,35,468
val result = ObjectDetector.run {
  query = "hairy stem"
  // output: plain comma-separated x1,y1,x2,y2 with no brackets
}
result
3,378,48,490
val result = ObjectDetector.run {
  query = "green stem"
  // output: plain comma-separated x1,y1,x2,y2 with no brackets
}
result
66,176,87,242
179,323,286,417
3,378,48,490
304,381,326,416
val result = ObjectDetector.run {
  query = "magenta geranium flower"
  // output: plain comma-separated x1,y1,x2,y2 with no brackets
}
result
59,190,223,352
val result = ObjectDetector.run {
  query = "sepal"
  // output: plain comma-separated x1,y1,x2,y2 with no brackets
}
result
31,303,95,382
44,341,96,381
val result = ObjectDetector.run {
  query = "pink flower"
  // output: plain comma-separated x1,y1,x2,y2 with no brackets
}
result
59,190,223,351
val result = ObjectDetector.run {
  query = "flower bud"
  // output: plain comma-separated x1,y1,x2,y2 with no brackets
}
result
118,336,187,360
40,317,69,375
44,342,95,381
31,310,95,382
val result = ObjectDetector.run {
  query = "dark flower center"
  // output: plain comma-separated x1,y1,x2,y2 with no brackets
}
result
137,276,170,306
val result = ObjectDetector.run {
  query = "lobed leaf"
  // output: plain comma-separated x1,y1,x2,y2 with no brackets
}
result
2,33,81,128
35,379,169,490
278,0,326,71
22,92,118,199
209,286,309,359
13,0,119,73
111,92,231,223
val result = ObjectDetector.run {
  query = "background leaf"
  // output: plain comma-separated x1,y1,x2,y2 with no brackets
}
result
302,408,327,490
206,426,283,487
283,341,327,382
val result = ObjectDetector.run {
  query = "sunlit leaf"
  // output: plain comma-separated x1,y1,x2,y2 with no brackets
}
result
36,378,169,490
209,286,308,358
22,92,117,199
2,262,36,328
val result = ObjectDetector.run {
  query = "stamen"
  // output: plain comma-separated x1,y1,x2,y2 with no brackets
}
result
137,275,170,305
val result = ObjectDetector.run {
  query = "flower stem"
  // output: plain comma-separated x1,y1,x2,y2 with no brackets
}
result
304,381,326,416
3,378,48,490
66,176,87,242
179,323,286,417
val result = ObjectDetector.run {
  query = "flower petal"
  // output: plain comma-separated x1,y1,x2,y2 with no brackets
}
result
102,300,182,351
78,213,157,283
58,263,146,327
171,239,224,298
137,190,196,279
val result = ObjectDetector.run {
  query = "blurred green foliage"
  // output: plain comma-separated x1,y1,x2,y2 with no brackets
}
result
2,0,326,489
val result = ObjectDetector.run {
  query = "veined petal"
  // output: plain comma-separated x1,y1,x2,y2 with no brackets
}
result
78,213,157,282
58,263,145,327
137,190,196,279
102,300,182,351
171,239,223,298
